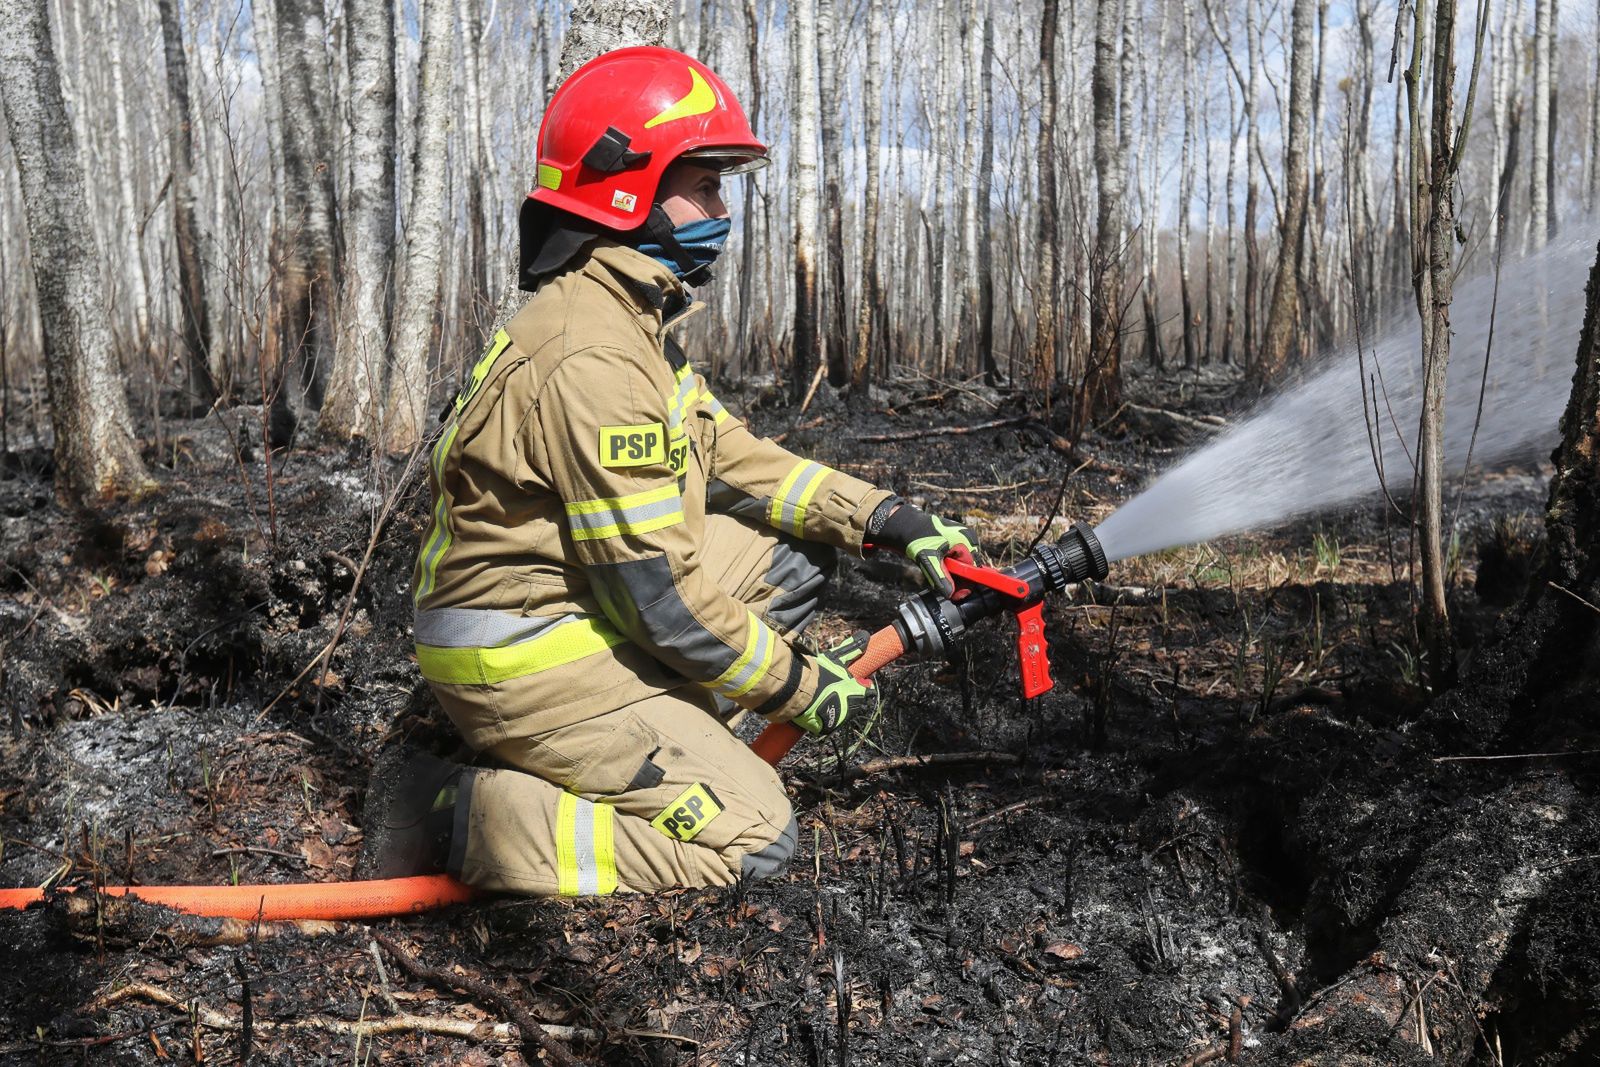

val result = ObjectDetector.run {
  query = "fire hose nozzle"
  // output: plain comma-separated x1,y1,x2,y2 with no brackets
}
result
1036,522,1109,592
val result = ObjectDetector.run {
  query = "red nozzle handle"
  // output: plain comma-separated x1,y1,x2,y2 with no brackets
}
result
750,624,906,766
1015,602,1053,699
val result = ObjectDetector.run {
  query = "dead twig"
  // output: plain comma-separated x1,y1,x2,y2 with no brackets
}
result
374,931,581,1067
1179,1042,1228,1067
1433,748,1600,763
86,982,517,1043
966,794,1051,830
209,846,304,863
772,415,826,444
854,415,1032,442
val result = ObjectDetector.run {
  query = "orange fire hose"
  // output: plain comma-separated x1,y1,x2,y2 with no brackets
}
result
0,874,478,919
1,624,908,920
749,623,906,766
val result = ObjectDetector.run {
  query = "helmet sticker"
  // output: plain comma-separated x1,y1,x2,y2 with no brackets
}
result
537,164,562,191
643,67,718,130
611,190,639,212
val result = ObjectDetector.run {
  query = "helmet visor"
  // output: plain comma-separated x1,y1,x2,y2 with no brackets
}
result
679,146,770,175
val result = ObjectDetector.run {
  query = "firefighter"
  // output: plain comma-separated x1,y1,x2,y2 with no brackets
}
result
361,46,976,896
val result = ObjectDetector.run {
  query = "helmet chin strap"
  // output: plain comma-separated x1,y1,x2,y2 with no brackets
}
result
643,204,715,288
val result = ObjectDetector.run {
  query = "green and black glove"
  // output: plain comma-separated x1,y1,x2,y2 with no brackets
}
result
870,499,979,598
790,632,873,737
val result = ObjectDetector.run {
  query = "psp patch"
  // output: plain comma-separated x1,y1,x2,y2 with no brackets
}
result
600,423,667,467
650,783,724,842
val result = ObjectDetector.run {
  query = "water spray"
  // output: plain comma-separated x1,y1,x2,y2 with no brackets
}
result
1093,234,1595,562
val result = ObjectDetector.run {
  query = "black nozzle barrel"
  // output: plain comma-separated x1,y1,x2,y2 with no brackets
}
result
1031,522,1109,594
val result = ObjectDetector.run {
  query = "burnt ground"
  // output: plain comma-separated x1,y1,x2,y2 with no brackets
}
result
0,367,1597,1065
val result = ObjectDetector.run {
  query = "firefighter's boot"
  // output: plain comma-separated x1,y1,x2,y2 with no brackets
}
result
356,747,465,880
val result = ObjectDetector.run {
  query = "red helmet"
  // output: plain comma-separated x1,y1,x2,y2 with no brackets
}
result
530,46,767,231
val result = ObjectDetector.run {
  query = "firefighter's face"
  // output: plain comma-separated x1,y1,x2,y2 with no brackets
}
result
658,163,728,227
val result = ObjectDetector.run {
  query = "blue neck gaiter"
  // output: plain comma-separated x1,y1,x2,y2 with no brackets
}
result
635,216,733,280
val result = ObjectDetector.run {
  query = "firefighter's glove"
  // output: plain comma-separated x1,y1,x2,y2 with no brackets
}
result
874,503,978,598
791,632,872,737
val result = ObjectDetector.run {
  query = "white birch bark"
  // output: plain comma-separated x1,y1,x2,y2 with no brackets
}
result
106,0,151,358
850,0,884,394
788,0,821,398
1589,0,1600,213
557,0,670,80
383,0,454,452
320,0,396,440
0,0,148,497
1530,0,1551,249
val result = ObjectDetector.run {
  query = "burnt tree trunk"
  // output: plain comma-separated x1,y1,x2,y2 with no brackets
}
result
1245,237,1600,1066
0,0,148,499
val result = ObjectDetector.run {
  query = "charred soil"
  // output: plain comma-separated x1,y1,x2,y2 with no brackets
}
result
1,372,1596,1065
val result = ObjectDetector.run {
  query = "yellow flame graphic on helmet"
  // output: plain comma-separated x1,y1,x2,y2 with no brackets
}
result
643,67,717,129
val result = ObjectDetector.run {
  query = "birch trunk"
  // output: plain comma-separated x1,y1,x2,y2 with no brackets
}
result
849,0,884,398
788,0,820,400
1033,0,1061,395
1530,0,1551,250
106,0,151,360
1083,0,1124,431
958,0,983,373
320,0,395,440
1590,0,1600,213
0,0,148,498
382,0,453,452
1257,0,1314,382
557,0,671,80
816,0,848,386
736,0,761,369
156,0,219,411
275,0,341,409
1178,0,1197,371
975,3,997,385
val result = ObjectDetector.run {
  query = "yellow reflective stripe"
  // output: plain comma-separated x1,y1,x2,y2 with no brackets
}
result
556,791,617,897
706,614,775,698
769,462,810,529
791,464,830,537
569,510,684,542
593,802,618,895
564,483,684,542
556,792,580,896
564,483,679,516
414,419,463,602
415,616,626,685
456,329,512,414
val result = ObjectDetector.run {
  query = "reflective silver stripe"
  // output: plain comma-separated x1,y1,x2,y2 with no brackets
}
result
774,461,826,533
413,607,571,649
720,618,772,695
565,492,683,537
668,371,698,429
573,799,600,895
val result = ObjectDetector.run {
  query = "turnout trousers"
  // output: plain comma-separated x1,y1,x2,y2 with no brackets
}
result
428,513,831,896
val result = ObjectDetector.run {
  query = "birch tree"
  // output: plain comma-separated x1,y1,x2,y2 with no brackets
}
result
320,0,395,440
0,0,148,498
557,0,671,79
1529,0,1552,250
156,0,219,410
382,0,454,452
850,0,885,398
817,0,848,386
106,0,151,360
789,0,821,400
1033,0,1062,394
1257,0,1314,382
275,0,341,407
1084,0,1125,430
1402,0,1489,683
